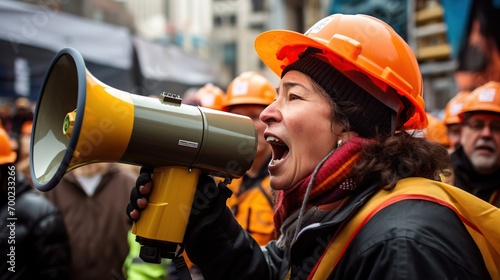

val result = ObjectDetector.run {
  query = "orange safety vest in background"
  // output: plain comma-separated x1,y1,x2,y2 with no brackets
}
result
309,177,500,280
226,176,275,246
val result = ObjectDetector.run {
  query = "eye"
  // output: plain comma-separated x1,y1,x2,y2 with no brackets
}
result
490,122,500,133
467,121,484,131
288,94,301,101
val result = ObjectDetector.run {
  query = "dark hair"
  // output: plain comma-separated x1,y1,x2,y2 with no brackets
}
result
307,75,396,138
353,132,452,189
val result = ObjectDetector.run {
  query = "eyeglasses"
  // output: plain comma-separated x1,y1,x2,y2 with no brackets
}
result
463,120,500,133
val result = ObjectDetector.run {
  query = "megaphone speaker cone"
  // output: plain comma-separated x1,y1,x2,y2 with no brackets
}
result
31,48,257,192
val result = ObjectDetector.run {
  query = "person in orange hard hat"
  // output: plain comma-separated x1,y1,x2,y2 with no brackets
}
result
222,71,276,246
424,113,454,184
195,83,226,110
129,14,498,279
425,113,451,149
451,81,500,206
0,124,71,279
182,83,225,111
443,90,472,150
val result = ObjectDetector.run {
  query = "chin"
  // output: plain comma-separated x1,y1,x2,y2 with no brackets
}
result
269,177,287,191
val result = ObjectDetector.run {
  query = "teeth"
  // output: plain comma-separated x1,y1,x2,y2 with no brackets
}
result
266,136,282,143
270,158,283,165
266,135,288,165
266,136,287,146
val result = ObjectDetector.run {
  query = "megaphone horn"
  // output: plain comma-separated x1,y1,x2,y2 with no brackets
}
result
30,47,257,262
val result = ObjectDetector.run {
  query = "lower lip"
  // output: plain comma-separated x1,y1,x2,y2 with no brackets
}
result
268,158,284,173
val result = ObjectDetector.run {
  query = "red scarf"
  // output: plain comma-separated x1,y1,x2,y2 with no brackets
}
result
273,137,367,237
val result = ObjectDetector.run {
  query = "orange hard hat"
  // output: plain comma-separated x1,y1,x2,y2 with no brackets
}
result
0,125,17,165
195,83,225,110
21,120,33,136
443,91,471,125
425,113,450,147
223,71,275,111
459,81,500,120
255,13,427,130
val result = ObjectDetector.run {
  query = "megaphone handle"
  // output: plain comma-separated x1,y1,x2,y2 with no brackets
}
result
132,166,200,262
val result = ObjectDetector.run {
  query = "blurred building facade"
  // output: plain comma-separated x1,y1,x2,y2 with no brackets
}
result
161,0,329,87
14,0,324,88
16,0,136,31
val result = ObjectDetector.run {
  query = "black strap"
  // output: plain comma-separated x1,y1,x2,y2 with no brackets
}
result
256,183,274,208
173,256,192,280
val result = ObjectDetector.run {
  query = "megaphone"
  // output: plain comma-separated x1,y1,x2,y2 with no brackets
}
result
30,47,257,262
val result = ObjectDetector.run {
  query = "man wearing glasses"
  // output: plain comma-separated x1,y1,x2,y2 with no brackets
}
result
450,81,500,206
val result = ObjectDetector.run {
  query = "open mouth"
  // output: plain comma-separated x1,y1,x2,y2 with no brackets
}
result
475,144,495,154
266,136,289,165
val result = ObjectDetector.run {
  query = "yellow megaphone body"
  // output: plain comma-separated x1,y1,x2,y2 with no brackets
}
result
30,48,257,262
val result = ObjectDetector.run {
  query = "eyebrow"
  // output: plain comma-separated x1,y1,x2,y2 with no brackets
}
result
468,117,500,122
278,81,307,94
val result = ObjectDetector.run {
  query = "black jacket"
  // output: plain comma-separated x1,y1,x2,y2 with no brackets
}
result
184,180,490,280
0,175,71,280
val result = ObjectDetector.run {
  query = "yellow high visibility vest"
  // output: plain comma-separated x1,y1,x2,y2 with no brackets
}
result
309,177,500,280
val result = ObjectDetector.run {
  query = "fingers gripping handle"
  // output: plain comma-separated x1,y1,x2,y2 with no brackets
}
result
132,166,201,262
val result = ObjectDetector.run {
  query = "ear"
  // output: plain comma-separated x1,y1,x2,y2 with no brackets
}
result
338,131,359,144
332,123,358,148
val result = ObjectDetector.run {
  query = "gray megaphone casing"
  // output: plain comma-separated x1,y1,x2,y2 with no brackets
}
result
30,47,257,192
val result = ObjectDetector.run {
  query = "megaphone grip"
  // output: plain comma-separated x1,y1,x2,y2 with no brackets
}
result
133,166,200,243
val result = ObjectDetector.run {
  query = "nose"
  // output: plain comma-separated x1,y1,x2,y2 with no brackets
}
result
260,101,279,125
479,123,494,137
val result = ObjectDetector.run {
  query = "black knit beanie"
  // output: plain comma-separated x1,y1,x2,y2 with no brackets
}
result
282,55,393,138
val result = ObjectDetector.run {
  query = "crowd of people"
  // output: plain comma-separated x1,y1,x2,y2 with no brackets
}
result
2,12,500,280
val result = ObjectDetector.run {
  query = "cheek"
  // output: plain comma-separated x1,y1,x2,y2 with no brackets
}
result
254,119,266,136
292,118,336,157
460,131,476,153
460,129,471,144
307,109,335,143
494,135,500,149
287,100,336,157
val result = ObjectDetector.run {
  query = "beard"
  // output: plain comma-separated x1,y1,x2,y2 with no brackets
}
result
470,152,499,174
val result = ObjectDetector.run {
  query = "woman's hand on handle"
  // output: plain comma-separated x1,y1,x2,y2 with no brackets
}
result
126,166,154,221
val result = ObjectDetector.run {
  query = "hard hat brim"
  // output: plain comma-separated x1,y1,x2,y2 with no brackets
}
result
255,30,326,78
